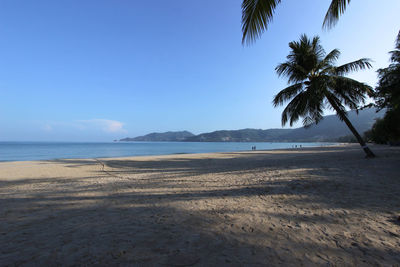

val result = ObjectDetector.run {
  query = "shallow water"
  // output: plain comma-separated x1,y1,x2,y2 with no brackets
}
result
0,141,337,162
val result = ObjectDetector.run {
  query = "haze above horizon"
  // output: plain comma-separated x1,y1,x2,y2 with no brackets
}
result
0,0,399,141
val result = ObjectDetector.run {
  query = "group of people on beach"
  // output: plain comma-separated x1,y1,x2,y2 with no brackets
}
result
251,145,303,151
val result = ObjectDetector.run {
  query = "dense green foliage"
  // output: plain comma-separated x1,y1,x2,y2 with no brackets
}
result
273,35,375,157
369,31,400,144
374,31,400,111
242,0,350,43
365,111,400,144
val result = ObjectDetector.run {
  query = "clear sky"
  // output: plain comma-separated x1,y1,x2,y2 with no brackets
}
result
0,0,399,141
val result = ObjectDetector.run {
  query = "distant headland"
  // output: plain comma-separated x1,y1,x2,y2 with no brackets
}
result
119,108,384,143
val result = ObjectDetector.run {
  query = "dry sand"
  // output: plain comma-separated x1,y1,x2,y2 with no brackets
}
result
0,144,399,266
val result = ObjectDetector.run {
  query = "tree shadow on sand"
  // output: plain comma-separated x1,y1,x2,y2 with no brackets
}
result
1,145,399,265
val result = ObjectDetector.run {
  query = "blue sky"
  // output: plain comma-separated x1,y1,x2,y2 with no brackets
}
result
0,0,399,141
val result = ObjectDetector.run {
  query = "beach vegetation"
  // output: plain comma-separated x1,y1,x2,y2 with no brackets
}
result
273,34,375,157
368,30,400,144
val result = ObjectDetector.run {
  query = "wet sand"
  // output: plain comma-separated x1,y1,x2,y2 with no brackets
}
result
1,144,399,266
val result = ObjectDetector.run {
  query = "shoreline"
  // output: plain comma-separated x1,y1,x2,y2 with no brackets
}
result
1,144,399,265
0,142,347,163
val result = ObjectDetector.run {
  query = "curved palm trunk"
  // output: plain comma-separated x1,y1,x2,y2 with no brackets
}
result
327,97,376,158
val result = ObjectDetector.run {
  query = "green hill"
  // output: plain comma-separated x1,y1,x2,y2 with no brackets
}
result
184,128,292,142
120,131,194,142
277,108,385,142
120,108,384,142
185,108,384,142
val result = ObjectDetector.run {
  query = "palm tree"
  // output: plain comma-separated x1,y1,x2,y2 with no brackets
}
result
242,0,350,44
273,35,375,158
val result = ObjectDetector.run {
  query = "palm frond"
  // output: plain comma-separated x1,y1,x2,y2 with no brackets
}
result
289,35,324,59
281,91,308,126
302,111,324,128
332,76,373,95
241,0,281,44
334,58,372,75
301,100,324,127
275,63,308,83
273,83,303,107
317,49,340,70
323,0,351,29
280,89,324,127
286,34,326,74
311,36,325,59
328,76,371,110
301,80,326,127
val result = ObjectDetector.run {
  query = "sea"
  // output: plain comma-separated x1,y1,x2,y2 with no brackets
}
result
0,142,337,162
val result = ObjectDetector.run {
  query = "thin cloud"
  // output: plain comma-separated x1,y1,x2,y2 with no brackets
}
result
77,119,127,133
42,124,53,131
42,119,127,134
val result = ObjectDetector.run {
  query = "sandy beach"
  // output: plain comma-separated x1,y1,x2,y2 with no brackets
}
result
1,144,399,266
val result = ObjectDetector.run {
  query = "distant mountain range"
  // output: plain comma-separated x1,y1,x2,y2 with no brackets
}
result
120,131,194,142
119,108,384,142
184,128,292,142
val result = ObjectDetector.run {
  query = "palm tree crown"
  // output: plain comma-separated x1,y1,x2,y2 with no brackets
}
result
273,35,375,157
242,0,351,44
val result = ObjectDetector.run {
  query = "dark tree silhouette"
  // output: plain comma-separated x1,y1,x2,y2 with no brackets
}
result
375,30,400,111
369,30,400,144
242,0,351,44
273,35,375,158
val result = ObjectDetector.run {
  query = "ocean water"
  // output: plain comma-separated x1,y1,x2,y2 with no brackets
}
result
0,142,337,162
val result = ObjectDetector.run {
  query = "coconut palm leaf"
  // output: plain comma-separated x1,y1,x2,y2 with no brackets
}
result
241,0,281,44
323,0,351,29
275,63,308,83
280,91,309,126
317,49,341,70
242,0,352,44
329,76,370,110
334,58,372,75
273,83,304,107
331,76,372,96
